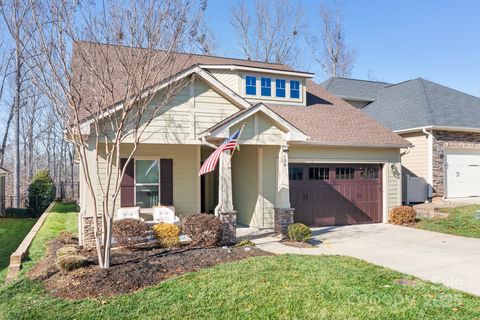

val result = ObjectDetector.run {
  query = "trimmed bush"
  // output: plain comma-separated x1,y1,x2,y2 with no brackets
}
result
235,240,256,247
56,254,89,272
27,170,56,216
112,218,148,247
153,223,180,247
182,214,223,247
4,207,30,217
288,223,312,242
56,245,80,258
390,206,417,225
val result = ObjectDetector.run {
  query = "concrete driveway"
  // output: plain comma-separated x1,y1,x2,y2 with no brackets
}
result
253,224,480,296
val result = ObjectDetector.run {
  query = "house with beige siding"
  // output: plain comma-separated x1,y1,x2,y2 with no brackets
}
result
74,43,410,245
322,77,480,203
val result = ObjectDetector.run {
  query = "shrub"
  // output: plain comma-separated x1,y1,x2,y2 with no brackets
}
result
56,245,80,258
56,254,88,272
288,223,312,242
112,218,148,247
390,206,417,225
27,170,56,216
153,223,180,247
182,214,223,247
4,207,30,217
235,240,256,247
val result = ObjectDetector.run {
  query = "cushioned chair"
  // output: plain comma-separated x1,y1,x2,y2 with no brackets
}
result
116,207,143,221
153,206,180,225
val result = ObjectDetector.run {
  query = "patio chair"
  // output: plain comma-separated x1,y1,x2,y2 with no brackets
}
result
116,207,143,221
153,206,180,225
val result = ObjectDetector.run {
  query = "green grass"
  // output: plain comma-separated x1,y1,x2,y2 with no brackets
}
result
0,218,37,282
416,205,480,238
1,201,479,319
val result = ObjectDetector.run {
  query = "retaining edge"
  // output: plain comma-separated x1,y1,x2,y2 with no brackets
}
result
4,201,56,284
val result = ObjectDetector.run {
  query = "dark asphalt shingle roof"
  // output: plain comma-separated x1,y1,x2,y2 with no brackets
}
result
321,77,391,101
363,78,480,131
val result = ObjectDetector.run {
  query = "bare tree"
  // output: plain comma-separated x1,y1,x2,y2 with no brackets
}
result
230,0,303,65
0,40,13,167
309,1,355,77
0,0,35,205
29,0,205,268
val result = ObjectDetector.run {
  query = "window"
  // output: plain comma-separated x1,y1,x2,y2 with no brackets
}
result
261,77,271,96
290,80,300,99
289,167,303,180
309,167,330,180
276,79,286,97
335,167,355,180
135,160,159,208
245,76,256,95
360,167,379,180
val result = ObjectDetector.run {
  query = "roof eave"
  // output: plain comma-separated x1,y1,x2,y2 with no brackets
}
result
199,64,315,78
395,125,480,134
289,141,412,148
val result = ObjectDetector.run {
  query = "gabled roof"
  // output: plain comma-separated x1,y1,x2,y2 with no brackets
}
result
321,77,391,101
200,103,309,142
363,78,480,131
268,80,410,147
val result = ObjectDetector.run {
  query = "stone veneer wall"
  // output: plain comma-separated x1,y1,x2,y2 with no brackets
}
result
81,215,103,248
432,130,480,197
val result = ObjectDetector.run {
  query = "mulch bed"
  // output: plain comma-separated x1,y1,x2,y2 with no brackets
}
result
280,240,317,248
28,238,271,300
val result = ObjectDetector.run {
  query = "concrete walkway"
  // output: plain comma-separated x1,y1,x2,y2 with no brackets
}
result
252,224,480,297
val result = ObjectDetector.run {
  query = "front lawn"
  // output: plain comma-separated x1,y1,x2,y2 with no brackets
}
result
416,205,480,238
1,202,479,319
0,218,37,283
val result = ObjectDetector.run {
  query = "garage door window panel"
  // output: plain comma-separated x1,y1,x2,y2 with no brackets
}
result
309,167,330,180
335,167,355,180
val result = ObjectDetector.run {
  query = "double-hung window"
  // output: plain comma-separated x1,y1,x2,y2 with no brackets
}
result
135,160,159,208
245,76,257,95
261,77,271,96
290,80,300,99
276,79,286,97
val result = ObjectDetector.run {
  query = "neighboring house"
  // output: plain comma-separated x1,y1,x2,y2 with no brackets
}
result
322,77,480,202
75,42,410,246
0,167,7,214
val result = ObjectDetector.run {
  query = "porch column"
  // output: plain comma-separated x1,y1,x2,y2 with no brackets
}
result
274,145,294,238
276,145,291,208
215,149,237,245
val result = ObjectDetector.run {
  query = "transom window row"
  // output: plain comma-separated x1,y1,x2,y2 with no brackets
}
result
245,75,300,99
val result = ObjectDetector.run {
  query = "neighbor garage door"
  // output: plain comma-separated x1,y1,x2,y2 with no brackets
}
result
289,164,383,227
446,150,480,198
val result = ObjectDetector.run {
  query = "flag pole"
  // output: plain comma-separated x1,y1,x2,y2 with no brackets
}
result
229,122,247,160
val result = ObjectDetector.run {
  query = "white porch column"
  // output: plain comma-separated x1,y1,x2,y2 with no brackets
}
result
215,150,234,214
275,145,290,208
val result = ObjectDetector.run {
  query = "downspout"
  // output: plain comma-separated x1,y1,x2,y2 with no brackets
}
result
422,127,434,200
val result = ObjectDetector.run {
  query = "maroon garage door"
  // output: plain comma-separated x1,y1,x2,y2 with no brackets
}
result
289,164,383,227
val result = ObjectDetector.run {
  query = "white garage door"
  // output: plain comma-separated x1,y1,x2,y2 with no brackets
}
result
446,150,480,198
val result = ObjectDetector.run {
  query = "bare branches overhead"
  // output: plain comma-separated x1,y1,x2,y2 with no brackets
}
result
309,0,356,77
230,0,303,66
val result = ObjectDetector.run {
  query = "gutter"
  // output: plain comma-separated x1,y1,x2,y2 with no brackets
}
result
422,127,434,199
289,141,412,149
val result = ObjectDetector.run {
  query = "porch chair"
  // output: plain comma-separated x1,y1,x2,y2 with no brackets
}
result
153,206,180,225
116,207,144,221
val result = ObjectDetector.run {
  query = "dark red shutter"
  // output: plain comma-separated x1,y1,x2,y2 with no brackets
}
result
120,158,135,207
160,159,173,205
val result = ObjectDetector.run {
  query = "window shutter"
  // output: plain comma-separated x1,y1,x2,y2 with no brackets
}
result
160,159,173,205
120,158,135,207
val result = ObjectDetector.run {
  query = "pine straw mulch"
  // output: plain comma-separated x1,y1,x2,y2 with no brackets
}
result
27,237,271,300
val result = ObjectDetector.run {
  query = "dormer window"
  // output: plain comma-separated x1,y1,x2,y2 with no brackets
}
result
261,77,271,96
290,80,300,99
246,76,257,95
276,79,286,97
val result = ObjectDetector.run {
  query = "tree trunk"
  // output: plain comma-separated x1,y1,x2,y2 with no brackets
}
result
13,31,21,207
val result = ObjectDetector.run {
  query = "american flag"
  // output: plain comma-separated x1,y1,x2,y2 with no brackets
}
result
199,130,241,176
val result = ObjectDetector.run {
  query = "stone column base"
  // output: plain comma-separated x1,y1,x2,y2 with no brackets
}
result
274,208,294,238
219,211,237,246
81,215,102,248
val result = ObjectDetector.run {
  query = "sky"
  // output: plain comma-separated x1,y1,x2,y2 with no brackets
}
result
205,0,480,96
